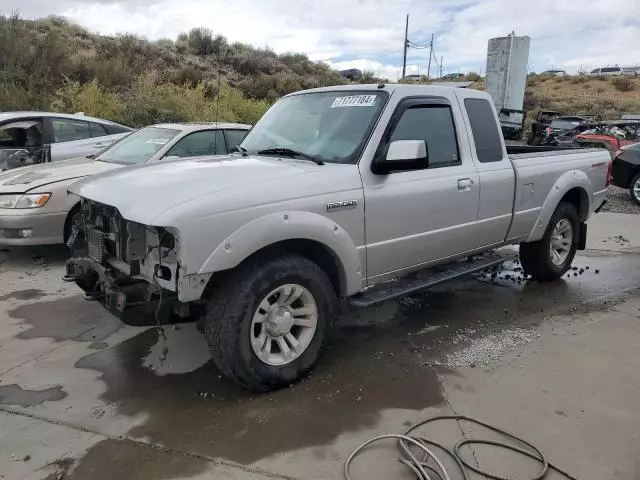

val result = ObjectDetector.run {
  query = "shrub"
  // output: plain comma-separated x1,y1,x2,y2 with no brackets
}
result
176,33,189,53
51,79,125,122
466,72,481,82
0,14,71,106
188,27,215,55
595,86,606,93
173,65,204,87
611,76,633,92
0,79,35,110
571,76,588,84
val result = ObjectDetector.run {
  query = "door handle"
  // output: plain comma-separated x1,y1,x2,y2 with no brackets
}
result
457,178,474,191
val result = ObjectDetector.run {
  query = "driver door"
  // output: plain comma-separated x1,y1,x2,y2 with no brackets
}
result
361,97,480,280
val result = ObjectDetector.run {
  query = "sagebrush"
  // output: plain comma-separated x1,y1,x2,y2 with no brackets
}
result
0,14,344,126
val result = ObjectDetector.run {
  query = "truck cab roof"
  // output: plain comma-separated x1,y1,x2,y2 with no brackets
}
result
285,83,487,99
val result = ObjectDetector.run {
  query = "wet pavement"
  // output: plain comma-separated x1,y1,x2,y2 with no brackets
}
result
0,213,639,480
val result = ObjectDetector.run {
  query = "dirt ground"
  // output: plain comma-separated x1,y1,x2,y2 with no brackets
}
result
0,212,639,480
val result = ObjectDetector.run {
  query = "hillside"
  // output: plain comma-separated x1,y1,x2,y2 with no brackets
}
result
523,74,640,119
0,14,346,126
1,14,639,129
459,74,640,121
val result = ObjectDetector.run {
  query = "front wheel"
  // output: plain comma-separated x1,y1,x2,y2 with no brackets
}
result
629,172,640,206
520,201,579,281
203,254,335,392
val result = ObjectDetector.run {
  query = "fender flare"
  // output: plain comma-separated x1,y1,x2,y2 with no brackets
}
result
199,210,363,295
525,170,592,243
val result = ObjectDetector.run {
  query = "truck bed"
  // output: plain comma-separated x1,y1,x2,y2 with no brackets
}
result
506,147,610,243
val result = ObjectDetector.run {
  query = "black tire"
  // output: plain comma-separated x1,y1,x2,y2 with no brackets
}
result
63,205,81,245
63,205,95,291
520,201,579,281
629,172,640,206
202,254,336,392
64,205,88,256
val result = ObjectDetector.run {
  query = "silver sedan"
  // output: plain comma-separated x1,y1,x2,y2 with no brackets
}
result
0,122,250,246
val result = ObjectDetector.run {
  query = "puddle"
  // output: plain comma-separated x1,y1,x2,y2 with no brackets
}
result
9,295,121,342
75,324,444,465
0,289,46,302
43,439,208,480
0,384,67,407
88,341,109,350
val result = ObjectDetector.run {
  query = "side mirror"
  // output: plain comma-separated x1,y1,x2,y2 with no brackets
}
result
386,140,427,161
373,140,428,174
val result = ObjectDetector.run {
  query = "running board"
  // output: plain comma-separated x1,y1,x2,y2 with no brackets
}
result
349,253,504,308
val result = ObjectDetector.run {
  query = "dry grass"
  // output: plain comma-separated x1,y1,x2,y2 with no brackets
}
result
524,75,640,119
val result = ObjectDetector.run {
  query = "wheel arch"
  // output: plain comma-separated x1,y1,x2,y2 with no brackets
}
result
526,172,591,243
198,211,363,297
63,202,82,242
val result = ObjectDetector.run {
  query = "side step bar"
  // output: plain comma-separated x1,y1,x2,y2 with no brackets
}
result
349,253,504,308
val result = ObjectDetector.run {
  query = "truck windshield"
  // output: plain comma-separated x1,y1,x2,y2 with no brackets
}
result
97,127,180,165
240,91,387,164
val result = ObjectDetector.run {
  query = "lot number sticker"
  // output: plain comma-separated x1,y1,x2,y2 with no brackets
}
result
331,95,377,108
146,138,170,145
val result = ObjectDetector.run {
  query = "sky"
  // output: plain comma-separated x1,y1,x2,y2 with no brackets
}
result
4,0,640,80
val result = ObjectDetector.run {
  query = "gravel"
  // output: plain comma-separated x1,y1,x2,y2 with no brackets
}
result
602,186,640,214
430,327,538,368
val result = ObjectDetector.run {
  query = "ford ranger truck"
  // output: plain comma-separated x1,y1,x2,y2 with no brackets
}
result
64,84,611,392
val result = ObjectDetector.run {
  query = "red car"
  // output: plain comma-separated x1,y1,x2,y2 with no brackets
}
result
575,120,640,152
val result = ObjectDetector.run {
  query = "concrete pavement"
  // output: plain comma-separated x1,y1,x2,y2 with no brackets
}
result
0,212,639,480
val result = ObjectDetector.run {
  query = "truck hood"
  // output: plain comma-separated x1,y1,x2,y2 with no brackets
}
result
69,155,329,225
0,157,119,193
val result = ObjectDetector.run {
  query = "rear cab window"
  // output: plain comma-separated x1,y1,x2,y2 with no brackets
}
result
464,98,504,163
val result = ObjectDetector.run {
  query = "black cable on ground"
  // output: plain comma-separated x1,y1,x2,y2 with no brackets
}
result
344,415,580,480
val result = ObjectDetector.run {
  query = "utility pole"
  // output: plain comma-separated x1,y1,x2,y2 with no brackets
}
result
427,32,434,79
401,14,409,83
440,56,443,78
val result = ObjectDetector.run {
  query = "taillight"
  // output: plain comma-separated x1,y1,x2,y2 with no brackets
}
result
606,158,613,187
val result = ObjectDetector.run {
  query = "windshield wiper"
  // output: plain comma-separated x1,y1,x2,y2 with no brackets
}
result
257,147,324,165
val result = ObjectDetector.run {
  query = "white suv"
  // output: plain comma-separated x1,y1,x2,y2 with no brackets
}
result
589,67,622,76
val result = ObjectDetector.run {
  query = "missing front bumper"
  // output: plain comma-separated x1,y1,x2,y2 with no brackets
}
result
64,257,184,326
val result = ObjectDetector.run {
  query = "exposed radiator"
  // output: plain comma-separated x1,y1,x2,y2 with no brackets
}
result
87,228,105,263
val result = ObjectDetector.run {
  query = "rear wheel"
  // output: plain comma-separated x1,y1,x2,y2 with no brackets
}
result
520,201,579,281
629,172,640,206
202,254,335,392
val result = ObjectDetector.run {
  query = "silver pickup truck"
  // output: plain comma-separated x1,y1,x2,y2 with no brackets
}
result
65,84,610,391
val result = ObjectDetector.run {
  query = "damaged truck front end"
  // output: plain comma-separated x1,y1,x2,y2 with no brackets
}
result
64,198,200,325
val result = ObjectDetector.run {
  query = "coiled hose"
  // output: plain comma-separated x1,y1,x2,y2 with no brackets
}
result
344,415,579,480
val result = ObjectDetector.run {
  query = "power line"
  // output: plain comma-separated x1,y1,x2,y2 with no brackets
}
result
401,14,436,82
